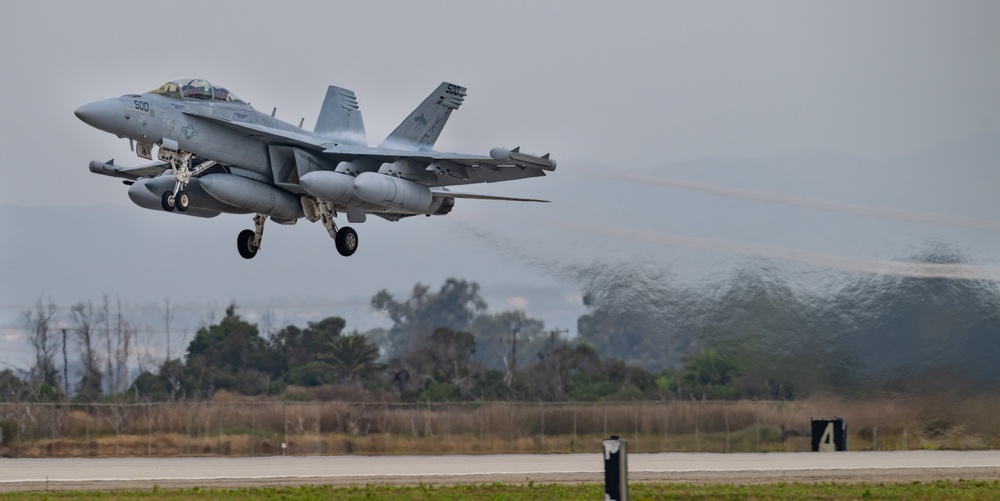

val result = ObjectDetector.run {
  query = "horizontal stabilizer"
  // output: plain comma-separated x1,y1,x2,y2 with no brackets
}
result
430,191,549,203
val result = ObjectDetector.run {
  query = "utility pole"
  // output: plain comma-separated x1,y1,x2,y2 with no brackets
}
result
548,328,569,352
61,328,69,398
503,329,520,390
511,329,518,375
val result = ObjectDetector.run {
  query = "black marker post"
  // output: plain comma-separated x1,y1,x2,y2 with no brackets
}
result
603,435,628,501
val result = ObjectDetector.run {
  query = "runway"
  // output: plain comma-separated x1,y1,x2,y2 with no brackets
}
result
1,451,998,491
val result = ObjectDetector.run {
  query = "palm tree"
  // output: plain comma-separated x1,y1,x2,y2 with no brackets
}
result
324,334,384,384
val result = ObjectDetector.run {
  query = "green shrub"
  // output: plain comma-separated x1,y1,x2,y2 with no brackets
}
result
0,419,17,447
419,382,462,402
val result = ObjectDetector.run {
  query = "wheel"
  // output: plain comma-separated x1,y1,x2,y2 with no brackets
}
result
335,226,358,256
161,191,175,212
236,229,258,259
176,192,190,212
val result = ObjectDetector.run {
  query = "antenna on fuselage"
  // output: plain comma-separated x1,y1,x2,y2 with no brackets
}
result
298,118,304,128
271,107,276,117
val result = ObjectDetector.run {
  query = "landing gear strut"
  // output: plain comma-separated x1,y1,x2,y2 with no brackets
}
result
158,148,192,213
315,200,358,257
237,213,267,259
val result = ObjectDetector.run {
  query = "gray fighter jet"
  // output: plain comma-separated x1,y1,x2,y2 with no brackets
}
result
75,79,556,258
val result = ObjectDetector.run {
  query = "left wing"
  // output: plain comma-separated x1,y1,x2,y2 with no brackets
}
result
89,159,170,180
320,145,556,170
183,111,556,187
322,145,556,187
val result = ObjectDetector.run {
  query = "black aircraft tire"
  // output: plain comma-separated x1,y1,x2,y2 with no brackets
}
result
176,192,190,212
161,191,175,212
335,227,358,257
237,229,258,259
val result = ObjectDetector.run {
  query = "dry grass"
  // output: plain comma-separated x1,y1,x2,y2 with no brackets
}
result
1,395,998,457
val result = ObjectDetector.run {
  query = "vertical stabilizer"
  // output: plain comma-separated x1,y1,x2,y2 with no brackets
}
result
379,82,466,151
314,86,367,146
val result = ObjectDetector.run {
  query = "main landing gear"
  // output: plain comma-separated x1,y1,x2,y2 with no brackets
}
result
293,198,358,259
335,226,358,257
237,214,267,259
235,206,359,260
317,200,358,257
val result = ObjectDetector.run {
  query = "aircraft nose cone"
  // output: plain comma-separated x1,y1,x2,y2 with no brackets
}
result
74,99,123,133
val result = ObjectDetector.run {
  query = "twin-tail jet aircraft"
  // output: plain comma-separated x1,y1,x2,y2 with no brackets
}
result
75,79,556,258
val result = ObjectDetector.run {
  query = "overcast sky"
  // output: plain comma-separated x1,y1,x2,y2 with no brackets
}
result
3,0,998,204
2,1,1000,368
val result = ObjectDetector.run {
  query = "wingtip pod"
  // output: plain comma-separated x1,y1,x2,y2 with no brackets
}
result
489,147,556,171
89,159,110,175
543,153,556,170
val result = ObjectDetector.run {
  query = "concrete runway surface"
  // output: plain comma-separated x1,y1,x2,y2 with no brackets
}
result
1,451,998,491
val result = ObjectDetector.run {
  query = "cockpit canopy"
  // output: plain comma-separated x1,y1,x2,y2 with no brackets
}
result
149,78,245,104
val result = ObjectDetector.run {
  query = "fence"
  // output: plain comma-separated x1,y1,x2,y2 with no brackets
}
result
1,397,997,457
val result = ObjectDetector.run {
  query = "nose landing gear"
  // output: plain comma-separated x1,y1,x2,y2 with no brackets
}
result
156,147,214,213
161,191,190,212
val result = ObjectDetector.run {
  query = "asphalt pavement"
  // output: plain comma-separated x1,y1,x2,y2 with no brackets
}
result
1,451,998,491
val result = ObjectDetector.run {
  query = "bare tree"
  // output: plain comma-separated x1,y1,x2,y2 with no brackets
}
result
100,296,135,395
100,295,114,394
260,308,277,341
114,296,133,393
200,300,218,330
162,297,190,364
22,296,59,389
70,300,104,399
97,295,136,395
135,326,157,374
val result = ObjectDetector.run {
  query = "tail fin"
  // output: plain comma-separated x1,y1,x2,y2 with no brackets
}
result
379,82,466,151
314,85,367,146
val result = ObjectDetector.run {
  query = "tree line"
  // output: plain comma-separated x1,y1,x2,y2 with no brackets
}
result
6,245,1000,403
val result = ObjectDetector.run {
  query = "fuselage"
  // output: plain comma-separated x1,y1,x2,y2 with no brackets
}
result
76,89,327,182
74,79,454,220
75,78,552,259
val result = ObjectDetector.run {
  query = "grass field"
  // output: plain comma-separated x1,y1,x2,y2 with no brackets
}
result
2,481,1000,500
3,396,999,457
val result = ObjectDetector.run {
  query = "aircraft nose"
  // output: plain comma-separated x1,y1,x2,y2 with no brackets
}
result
74,99,124,133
